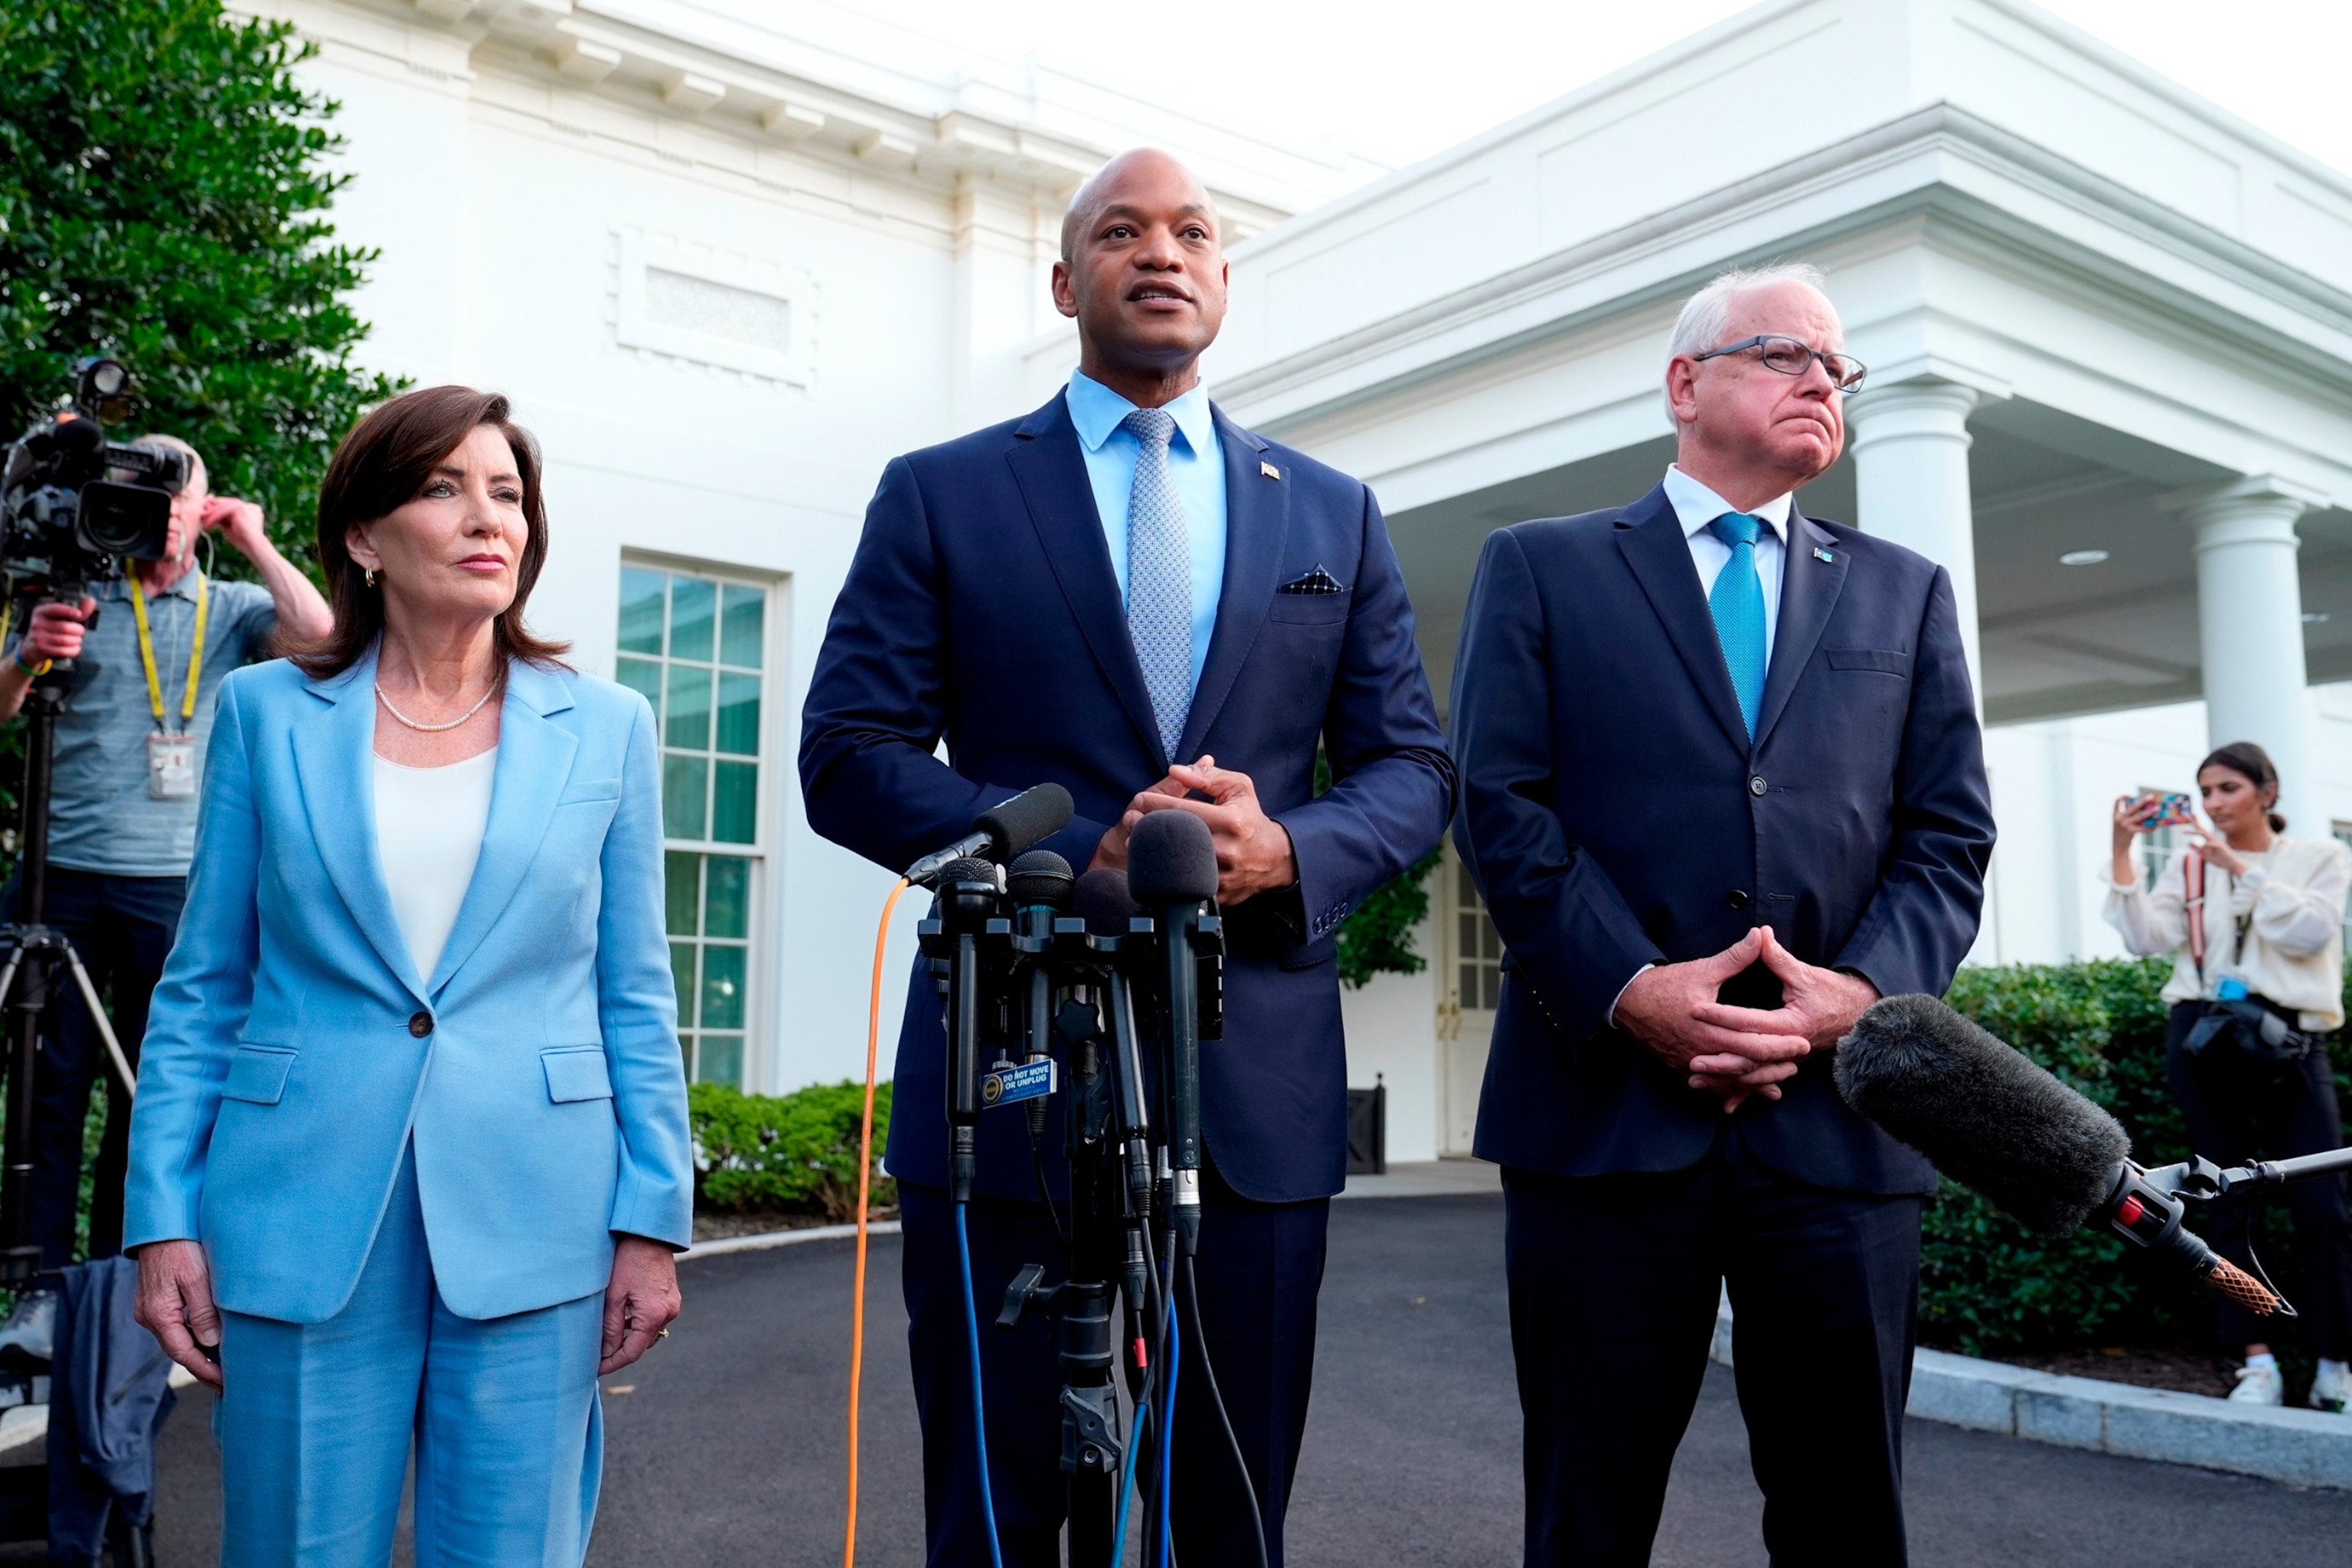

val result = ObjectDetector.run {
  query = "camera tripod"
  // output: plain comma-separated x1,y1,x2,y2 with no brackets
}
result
0,675,139,1287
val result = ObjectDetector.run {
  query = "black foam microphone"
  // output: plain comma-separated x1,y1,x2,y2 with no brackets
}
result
1008,851,1073,1134
935,856,1003,1203
1075,870,1154,1225
903,782,1076,887
1072,867,1142,936
1129,812,1217,1254
1836,995,2284,1315
1127,810,1219,908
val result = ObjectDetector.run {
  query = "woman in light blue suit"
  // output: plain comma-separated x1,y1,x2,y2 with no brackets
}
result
124,386,692,1566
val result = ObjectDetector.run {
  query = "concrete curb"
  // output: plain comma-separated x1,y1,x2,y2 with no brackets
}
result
680,1220,900,1260
1711,1298,2352,1489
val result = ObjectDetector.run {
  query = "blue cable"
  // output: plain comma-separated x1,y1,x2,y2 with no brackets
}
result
1112,1383,1147,1560
954,1204,1006,1568
1158,1276,1180,1568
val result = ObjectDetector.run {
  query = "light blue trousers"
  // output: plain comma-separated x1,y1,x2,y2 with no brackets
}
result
216,1147,606,1568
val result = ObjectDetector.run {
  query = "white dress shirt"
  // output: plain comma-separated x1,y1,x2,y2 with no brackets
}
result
1662,464,1792,665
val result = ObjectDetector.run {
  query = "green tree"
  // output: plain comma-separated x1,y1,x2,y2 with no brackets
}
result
0,0,396,858
0,0,397,570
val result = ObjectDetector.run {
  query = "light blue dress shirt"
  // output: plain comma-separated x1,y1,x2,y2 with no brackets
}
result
1066,370,1227,692
1662,464,1792,664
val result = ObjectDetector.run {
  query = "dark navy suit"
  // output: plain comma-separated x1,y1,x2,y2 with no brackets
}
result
1450,485,1993,1566
801,390,1452,1566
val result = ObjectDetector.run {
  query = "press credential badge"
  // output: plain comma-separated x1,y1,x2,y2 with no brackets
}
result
147,732,195,798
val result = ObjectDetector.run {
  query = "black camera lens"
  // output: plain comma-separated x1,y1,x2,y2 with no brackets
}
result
76,482,172,560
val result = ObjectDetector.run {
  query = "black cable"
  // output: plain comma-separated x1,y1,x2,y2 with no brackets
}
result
1136,1216,1176,1563
1029,1132,1069,1246
1180,1254,1268,1568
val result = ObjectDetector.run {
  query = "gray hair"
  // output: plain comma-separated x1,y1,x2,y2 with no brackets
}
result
1666,263,1831,364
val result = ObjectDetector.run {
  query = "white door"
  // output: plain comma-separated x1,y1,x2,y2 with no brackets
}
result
1438,851,1504,1156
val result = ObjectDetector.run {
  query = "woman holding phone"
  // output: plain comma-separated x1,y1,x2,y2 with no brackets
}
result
2105,742,2352,1413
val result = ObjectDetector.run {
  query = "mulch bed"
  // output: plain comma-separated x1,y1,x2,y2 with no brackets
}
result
691,1207,900,1243
1988,1343,2239,1400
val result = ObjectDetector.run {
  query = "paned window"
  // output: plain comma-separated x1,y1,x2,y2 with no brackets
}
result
616,564,768,1086
1454,858,1504,1014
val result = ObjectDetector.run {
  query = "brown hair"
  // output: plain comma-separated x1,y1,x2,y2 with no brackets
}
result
292,385,570,678
2199,740,2287,834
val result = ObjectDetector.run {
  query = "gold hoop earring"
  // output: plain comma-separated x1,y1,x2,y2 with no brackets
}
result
364,567,377,589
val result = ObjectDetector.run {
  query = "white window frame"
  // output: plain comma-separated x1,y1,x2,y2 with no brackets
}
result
616,554,786,1089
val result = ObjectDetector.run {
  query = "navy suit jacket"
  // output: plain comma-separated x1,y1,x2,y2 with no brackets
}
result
1449,485,1994,1195
801,390,1453,1204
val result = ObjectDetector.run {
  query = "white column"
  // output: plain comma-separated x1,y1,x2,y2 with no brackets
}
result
2186,478,2319,802
1844,378,1984,696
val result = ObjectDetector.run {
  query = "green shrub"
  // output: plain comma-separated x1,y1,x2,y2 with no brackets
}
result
688,1079,894,1222
1929,958,2352,1357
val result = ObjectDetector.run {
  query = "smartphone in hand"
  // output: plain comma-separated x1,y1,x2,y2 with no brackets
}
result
2130,792,2196,829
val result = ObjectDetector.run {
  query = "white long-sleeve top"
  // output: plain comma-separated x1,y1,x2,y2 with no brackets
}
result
2100,833,2352,1030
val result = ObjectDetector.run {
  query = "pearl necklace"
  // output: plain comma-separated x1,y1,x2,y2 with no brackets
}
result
375,680,497,733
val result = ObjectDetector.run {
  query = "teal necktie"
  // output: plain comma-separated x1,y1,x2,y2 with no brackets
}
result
1707,512,1767,738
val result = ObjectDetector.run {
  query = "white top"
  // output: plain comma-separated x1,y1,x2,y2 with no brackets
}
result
2099,835,2352,1030
1663,464,1792,663
373,747,498,982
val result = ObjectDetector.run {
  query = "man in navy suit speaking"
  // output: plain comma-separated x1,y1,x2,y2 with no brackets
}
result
1449,265,1995,1566
801,149,1452,1566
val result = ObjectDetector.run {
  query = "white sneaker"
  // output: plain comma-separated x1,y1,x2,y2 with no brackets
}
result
2229,1362,2284,1405
2311,1361,2351,1414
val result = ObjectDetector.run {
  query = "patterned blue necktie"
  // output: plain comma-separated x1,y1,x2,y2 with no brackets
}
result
1121,407,1192,760
1707,512,1767,739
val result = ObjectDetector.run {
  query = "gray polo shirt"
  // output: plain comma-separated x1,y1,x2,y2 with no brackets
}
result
34,572,278,877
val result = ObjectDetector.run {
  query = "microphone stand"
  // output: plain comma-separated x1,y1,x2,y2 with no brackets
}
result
997,913,1140,1568
2106,1145,2352,1319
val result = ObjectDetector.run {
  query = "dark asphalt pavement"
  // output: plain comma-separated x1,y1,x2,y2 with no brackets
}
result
110,1192,2350,1563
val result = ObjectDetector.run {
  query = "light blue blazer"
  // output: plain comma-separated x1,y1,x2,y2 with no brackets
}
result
123,649,694,1324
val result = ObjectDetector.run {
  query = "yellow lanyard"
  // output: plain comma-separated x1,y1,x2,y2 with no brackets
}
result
129,571,209,733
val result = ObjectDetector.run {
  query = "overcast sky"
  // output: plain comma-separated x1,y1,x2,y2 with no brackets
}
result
840,0,2352,185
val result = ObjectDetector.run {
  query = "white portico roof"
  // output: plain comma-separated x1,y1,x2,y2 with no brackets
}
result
1207,0,2352,724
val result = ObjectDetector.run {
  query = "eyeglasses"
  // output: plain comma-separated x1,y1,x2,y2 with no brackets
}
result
1690,335,1867,394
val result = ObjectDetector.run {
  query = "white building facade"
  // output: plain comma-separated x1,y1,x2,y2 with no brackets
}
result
256,0,2352,1165
243,0,1361,1092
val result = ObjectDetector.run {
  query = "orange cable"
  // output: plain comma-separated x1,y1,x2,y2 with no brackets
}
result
846,876,910,1568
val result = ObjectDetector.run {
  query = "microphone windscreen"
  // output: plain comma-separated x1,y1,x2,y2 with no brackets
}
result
1127,811,1218,907
1834,995,2129,1240
1007,850,1074,909
973,784,1074,861
1073,868,1139,936
936,856,1000,893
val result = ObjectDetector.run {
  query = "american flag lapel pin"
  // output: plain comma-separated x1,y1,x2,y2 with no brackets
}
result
1260,460,1281,480
1814,546,1834,564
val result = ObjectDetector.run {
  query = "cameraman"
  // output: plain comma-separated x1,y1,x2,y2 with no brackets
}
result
0,435,330,1267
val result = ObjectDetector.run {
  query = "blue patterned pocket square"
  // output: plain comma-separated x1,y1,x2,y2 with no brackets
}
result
1277,565,1347,596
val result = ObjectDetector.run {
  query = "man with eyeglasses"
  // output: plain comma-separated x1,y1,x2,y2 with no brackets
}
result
1449,263,1994,1564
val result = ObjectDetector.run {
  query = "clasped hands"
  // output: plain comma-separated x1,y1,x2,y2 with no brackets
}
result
1089,755,1296,906
1612,926,1878,1113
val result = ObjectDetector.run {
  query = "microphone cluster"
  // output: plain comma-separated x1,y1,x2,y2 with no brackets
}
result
903,792,1238,1559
